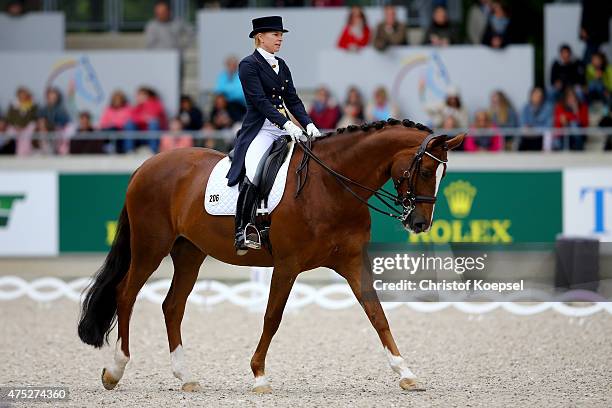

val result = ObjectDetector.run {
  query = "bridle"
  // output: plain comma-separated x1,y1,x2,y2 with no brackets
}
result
295,132,448,224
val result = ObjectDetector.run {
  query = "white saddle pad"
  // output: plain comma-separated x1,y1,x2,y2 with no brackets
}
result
204,141,296,216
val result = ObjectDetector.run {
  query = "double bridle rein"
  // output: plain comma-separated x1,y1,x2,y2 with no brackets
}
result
295,132,448,224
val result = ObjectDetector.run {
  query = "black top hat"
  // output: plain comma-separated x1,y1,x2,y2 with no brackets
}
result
249,16,289,38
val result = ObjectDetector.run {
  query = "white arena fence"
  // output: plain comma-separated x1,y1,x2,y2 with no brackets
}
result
1,276,611,318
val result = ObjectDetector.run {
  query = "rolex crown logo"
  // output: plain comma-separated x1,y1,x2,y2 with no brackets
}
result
443,181,476,218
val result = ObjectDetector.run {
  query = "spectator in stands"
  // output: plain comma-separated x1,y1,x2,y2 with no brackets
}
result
481,0,515,49
309,86,341,130
489,90,518,150
145,1,194,51
5,0,25,16
6,86,37,156
422,84,469,129
337,86,365,128
215,56,246,110
520,87,553,151
585,51,612,104
550,44,585,100
125,87,168,153
366,86,399,121
423,5,460,46
441,115,465,151
160,117,193,152
580,0,612,64
99,90,132,153
99,90,132,131
0,116,13,155
34,117,53,155
337,6,370,52
208,93,242,130
39,87,74,155
553,87,588,151
373,5,407,51
466,0,491,45
71,111,104,154
178,95,204,131
464,110,503,152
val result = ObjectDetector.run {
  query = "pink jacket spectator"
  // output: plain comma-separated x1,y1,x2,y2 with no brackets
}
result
98,105,132,129
464,126,503,152
131,98,168,130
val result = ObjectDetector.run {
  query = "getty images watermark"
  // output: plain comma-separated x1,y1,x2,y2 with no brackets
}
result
362,243,612,302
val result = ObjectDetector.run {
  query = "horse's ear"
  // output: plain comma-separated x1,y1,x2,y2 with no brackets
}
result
447,133,465,151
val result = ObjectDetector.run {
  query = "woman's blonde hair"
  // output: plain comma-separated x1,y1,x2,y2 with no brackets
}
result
254,33,263,48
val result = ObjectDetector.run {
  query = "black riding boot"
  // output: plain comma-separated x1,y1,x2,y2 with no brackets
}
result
234,178,260,255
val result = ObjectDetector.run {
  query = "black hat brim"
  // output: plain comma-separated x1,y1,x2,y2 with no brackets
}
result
249,28,289,38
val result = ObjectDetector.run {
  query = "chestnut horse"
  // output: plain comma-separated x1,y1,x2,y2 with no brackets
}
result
78,118,464,393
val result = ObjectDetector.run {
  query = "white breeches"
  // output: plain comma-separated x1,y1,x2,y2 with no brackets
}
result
245,119,287,184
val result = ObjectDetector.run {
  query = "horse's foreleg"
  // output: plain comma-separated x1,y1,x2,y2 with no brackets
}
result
335,253,422,391
250,263,299,393
163,238,207,392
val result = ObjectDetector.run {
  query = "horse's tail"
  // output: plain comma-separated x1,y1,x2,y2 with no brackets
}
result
78,205,131,348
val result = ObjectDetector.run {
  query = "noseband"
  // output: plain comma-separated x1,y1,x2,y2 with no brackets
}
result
295,132,448,223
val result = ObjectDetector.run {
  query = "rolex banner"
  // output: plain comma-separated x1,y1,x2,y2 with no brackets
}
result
370,171,562,243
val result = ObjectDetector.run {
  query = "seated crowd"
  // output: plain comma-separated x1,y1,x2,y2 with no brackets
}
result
1,1,610,154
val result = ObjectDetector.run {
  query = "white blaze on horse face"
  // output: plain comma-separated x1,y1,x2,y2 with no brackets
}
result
384,347,416,380
171,345,195,384
106,338,130,380
427,163,445,231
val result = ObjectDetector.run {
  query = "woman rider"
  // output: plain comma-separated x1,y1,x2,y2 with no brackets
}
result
226,16,321,255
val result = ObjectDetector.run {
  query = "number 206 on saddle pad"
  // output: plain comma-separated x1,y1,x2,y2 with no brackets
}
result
204,141,296,216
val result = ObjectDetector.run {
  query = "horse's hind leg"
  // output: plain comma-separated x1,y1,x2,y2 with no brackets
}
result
101,221,174,390
163,237,206,392
334,250,423,391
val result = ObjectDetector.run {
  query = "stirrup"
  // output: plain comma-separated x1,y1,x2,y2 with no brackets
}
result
244,223,262,250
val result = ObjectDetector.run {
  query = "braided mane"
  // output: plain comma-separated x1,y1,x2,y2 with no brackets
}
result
315,118,433,140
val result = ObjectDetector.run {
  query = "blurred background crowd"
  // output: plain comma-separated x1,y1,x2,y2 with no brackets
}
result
1,0,611,155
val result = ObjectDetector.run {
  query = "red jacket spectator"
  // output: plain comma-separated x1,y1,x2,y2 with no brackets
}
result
131,87,168,130
308,86,341,130
337,6,371,50
553,99,588,128
99,90,132,130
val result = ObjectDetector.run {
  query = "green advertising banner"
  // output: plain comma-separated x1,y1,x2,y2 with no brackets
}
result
60,174,130,252
370,171,562,243
58,171,562,252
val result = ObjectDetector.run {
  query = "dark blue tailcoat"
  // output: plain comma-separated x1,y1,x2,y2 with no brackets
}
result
226,50,312,186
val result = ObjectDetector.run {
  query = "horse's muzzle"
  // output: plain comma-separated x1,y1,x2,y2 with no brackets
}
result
405,211,429,234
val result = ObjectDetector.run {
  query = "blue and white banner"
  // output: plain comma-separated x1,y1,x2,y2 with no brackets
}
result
563,168,612,242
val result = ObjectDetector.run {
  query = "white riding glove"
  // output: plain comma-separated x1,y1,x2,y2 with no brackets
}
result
284,121,307,142
306,123,322,138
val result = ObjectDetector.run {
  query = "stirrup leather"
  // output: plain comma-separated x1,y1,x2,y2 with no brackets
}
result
243,223,262,249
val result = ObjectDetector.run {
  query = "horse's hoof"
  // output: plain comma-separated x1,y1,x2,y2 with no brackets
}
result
400,377,425,391
252,384,272,394
181,381,202,392
101,368,119,390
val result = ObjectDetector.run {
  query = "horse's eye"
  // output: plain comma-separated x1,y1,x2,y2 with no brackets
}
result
421,170,432,179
